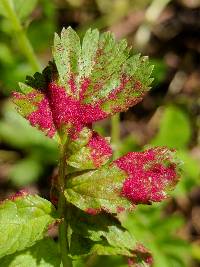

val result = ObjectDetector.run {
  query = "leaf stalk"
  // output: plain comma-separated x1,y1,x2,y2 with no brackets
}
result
57,141,72,267
111,113,120,160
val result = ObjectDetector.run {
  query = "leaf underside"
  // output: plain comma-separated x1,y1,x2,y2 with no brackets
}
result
67,206,152,265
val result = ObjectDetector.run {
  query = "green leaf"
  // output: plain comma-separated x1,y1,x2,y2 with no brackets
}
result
68,207,151,265
71,208,136,249
0,0,38,21
65,164,132,214
80,28,99,79
0,238,61,267
65,147,180,213
0,194,57,259
151,106,191,149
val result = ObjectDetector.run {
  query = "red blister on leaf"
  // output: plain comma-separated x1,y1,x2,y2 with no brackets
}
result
114,147,180,204
88,132,112,168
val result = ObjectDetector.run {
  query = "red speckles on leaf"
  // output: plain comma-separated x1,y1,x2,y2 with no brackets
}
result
13,90,56,138
108,74,130,100
128,243,153,267
134,80,142,91
88,132,112,168
99,73,146,115
8,190,29,201
85,208,101,215
79,78,91,100
13,29,154,140
114,148,179,204
116,206,126,213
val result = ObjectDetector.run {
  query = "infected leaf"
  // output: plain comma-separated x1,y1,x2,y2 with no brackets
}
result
65,147,180,214
13,27,153,140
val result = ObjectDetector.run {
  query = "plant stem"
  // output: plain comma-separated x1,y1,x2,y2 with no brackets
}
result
57,142,72,267
1,0,41,72
111,114,120,160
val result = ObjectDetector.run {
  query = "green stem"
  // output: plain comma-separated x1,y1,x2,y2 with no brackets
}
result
2,0,41,72
111,114,120,160
57,142,72,267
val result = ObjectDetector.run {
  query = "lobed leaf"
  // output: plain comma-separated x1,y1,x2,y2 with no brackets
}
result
67,206,152,265
0,193,57,259
13,27,153,140
0,238,61,267
65,147,180,214
65,164,132,215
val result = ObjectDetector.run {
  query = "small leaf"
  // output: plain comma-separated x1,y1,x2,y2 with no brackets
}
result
67,128,112,170
0,238,61,267
65,147,180,214
0,193,57,259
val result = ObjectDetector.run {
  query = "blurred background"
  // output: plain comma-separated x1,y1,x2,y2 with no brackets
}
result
0,0,200,266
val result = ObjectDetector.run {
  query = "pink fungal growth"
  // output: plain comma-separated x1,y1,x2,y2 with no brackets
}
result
114,148,179,204
13,81,109,139
27,97,56,138
13,91,56,138
47,82,108,136
13,75,148,139
88,132,112,167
